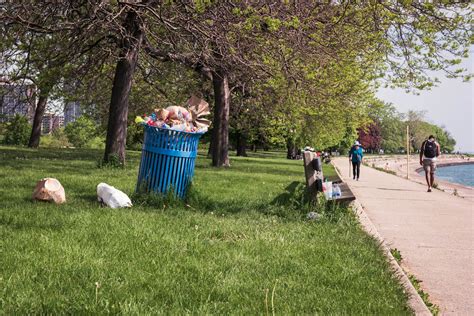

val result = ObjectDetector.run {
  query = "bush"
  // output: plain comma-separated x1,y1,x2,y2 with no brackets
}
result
126,123,144,151
88,135,105,149
40,128,71,148
64,116,97,148
3,115,30,146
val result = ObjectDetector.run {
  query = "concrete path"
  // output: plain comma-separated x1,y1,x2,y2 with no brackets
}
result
333,158,474,315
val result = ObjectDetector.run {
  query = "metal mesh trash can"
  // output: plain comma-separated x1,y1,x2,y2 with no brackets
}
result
136,125,203,198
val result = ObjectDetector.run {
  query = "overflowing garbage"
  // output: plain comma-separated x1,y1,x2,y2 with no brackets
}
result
135,95,211,133
97,183,132,208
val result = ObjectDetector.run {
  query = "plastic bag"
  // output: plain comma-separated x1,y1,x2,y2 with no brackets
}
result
97,183,132,208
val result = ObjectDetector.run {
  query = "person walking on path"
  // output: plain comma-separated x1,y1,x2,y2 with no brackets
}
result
349,141,364,180
420,134,441,192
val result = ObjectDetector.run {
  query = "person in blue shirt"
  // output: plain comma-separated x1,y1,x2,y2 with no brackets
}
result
349,141,364,180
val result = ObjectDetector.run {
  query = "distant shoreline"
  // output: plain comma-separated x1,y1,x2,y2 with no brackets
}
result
419,161,474,189
415,160,474,174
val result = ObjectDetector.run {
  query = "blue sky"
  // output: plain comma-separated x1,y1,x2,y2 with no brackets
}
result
376,51,473,153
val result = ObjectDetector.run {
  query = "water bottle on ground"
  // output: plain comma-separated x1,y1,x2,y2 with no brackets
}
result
333,184,341,198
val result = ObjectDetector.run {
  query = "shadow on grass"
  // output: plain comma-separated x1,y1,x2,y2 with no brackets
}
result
271,181,309,206
0,218,66,231
0,161,99,177
0,146,141,164
130,181,309,221
195,160,302,178
0,207,68,231
131,180,353,224
75,193,100,204
244,150,287,159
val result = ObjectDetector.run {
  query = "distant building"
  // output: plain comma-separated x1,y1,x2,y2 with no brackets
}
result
53,115,64,131
64,101,82,125
42,113,64,134
0,80,36,122
42,115,52,134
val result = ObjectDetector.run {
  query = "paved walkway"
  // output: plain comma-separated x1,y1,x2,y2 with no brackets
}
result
333,158,473,315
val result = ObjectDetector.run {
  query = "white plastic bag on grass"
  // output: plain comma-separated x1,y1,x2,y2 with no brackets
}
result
97,183,132,208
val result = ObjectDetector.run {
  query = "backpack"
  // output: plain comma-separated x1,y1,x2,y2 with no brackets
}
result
423,140,437,158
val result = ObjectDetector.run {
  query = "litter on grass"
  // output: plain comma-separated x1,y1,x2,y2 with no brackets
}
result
32,178,66,204
306,211,321,221
97,183,132,208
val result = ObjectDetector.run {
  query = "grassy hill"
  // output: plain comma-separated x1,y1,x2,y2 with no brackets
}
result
0,146,410,314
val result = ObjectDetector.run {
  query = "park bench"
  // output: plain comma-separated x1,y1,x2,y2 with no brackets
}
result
303,151,355,203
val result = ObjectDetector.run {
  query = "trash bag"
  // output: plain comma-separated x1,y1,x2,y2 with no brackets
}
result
97,183,132,208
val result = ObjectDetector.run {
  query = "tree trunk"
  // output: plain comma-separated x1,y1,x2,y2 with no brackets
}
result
236,131,247,157
207,137,213,158
211,70,230,167
286,138,296,160
103,10,142,165
207,144,212,158
28,92,49,148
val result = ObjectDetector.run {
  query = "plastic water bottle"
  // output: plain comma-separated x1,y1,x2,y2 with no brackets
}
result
325,180,333,199
333,184,341,198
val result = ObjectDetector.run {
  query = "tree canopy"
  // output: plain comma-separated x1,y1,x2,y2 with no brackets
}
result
1,1,471,163
358,104,457,154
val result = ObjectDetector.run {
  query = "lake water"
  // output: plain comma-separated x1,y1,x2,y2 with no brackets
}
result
433,163,474,187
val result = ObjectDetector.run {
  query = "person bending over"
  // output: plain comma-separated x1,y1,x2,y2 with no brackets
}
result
419,135,440,192
349,141,364,180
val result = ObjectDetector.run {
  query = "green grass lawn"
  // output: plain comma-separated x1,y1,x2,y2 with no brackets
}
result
0,146,410,314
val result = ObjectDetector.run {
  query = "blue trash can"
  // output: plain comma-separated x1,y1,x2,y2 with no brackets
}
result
136,125,204,198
